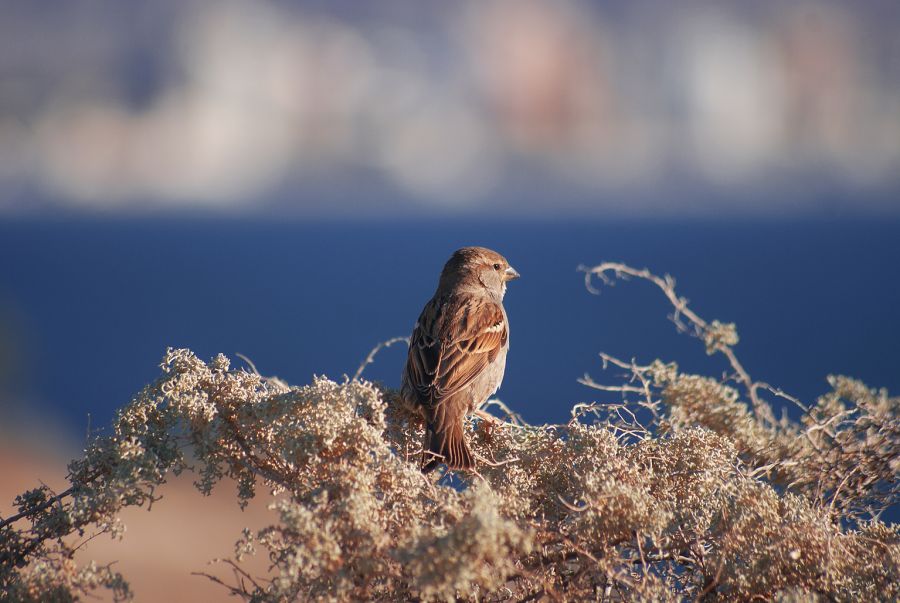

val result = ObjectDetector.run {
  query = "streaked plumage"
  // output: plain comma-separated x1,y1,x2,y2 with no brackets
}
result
401,247,519,472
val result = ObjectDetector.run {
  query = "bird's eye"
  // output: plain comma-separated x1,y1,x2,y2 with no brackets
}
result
493,263,501,270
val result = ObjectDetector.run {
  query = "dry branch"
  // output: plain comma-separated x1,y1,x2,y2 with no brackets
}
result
2,264,897,602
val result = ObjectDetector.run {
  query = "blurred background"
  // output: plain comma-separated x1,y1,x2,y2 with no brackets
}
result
2,0,900,214
1,1,898,599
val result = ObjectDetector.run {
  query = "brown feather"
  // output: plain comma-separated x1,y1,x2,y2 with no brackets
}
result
402,247,517,473
422,394,474,473
406,294,506,408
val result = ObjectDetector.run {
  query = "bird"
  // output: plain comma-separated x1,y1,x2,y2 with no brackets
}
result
401,246,520,473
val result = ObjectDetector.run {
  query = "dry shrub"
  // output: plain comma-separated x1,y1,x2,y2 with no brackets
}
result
1,263,897,602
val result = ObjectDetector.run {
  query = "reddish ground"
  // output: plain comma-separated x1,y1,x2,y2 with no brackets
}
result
1,433,275,602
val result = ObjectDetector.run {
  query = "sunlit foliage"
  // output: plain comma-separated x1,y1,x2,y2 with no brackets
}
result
2,264,897,601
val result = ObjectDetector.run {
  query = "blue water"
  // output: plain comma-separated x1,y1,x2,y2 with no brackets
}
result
1,217,898,434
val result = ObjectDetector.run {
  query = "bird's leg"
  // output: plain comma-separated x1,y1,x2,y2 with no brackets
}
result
474,409,505,426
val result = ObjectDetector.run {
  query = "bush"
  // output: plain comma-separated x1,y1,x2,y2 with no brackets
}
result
1,263,897,601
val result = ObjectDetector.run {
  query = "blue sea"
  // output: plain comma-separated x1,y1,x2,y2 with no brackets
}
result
1,217,898,434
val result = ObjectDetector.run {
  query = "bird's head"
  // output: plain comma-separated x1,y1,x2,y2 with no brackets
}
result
438,246,520,298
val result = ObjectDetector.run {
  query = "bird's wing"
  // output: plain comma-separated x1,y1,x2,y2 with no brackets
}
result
406,294,507,409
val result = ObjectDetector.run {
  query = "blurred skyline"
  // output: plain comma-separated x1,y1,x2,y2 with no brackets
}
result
1,0,899,217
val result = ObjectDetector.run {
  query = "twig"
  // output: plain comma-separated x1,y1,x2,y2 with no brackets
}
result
192,571,251,599
354,337,409,381
696,562,723,600
578,374,645,396
579,261,789,426
473,452,520,468
557,495,589,513
0,485,75,530
235,352,260,376
634,531,648,576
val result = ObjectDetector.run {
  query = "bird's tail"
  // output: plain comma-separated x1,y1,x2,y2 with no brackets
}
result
422,417,474,473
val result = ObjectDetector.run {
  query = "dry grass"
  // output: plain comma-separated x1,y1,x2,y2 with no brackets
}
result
1,263,897,602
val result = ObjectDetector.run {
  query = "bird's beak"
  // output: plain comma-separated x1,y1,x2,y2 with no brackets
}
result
504,266,521,281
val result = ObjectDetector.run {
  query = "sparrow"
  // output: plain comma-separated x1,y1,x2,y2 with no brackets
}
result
401,247,520,473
